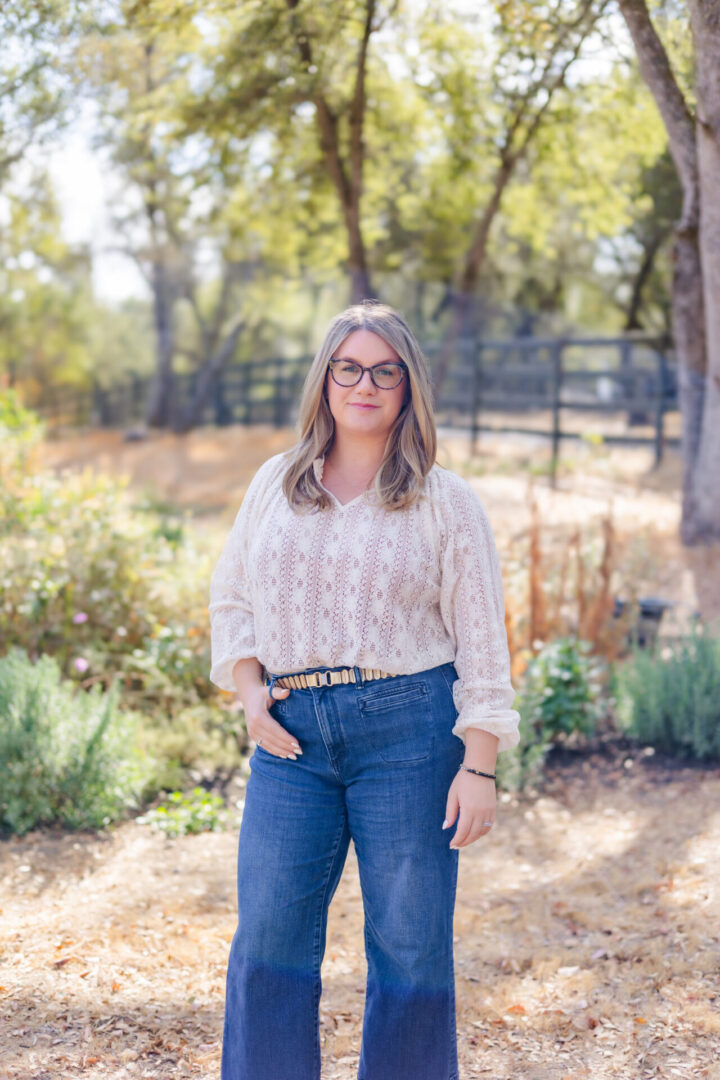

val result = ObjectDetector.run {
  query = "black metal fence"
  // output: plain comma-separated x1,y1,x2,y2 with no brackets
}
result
32,332,678,463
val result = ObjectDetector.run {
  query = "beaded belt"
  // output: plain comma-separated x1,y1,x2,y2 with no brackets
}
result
270,666,398,690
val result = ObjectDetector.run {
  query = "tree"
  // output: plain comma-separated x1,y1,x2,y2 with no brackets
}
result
76,2,257,430
618,0,719,544
0,0,70,188
191,0,396,304
422,0,610,386
0,172,95,398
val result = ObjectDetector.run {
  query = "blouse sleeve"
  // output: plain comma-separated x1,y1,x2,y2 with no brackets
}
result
208,456,278,692
438,476,520,753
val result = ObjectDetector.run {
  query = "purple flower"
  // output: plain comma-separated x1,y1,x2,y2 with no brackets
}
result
72,612,88,624
73,657,89,673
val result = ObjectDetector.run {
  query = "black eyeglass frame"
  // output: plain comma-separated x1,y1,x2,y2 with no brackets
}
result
327,358,408,390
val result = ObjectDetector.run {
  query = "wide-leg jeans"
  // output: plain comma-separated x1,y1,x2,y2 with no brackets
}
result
221,661,465,1080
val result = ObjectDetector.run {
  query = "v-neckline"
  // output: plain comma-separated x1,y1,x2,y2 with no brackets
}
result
313,456,374,510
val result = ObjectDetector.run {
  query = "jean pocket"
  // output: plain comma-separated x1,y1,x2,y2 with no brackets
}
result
358,681,433,764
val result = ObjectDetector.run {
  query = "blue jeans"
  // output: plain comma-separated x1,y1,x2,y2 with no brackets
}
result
221,661,465,1080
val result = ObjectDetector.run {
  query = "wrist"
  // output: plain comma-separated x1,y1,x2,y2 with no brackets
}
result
462,728,499,773
458,764,496,780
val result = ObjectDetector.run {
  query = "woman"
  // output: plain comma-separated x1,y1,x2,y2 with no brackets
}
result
209,301,520,1080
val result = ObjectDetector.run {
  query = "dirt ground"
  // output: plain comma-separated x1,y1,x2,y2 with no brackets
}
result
2,425,718,1079
2,747,719,1080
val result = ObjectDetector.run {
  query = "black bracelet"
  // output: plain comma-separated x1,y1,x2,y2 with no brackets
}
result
458,765,496,780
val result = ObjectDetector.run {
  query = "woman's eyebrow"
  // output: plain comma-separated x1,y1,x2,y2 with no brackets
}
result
335,356,400,365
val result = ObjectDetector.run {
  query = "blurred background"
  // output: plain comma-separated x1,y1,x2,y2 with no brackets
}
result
2,2,719,1078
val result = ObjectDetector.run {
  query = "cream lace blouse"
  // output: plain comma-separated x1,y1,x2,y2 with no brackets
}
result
208,452,520,752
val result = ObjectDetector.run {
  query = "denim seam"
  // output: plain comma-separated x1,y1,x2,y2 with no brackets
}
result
447,857,460,1080
312,814,348,1078
439,663,456,700
312,688,346,783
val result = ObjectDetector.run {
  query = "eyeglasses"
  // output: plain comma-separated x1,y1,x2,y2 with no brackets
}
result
328,358,407,390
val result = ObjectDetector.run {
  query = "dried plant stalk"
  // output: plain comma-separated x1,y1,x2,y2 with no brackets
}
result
582,507,615,651
528,488,548,650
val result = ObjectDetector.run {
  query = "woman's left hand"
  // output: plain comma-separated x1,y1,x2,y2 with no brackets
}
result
443,771,496,849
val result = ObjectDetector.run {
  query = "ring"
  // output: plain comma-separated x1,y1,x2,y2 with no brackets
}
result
481,822,494,828
258,738,263,747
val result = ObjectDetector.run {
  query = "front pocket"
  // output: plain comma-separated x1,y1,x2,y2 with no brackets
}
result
358,682,433,764
359,682,428,713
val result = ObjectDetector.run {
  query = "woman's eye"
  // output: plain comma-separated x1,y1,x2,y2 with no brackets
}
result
341,363,360,373
376,367,395,378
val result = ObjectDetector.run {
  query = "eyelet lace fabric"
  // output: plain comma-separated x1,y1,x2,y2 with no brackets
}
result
208,452,520,752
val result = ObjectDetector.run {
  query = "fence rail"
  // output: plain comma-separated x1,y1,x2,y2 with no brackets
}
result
30,333,677,468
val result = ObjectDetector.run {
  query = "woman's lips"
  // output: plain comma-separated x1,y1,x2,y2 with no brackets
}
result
350,403,379,409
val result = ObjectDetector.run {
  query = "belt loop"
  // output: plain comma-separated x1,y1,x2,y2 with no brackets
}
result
266,672,279,696
353,665,363,684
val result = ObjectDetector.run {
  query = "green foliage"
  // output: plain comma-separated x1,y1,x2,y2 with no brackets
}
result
523,636,604,741
0,647,154,835
0,171,97,396
497,637,605,791
0,452,212,712
136,786,229,838
615,629,720,761
0,389,44,480
2,0,681,403
0,421,245,798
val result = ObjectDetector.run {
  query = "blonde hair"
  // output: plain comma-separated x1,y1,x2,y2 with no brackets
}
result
282,301,437,512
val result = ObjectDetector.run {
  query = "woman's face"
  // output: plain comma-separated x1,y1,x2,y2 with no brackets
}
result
324,329,408,441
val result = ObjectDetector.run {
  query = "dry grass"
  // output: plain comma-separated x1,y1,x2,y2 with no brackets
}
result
2,424,717,1079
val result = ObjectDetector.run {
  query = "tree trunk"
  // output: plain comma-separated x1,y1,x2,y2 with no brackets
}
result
287,0,375,306
624,228,668,330
145,258,176,428
617,0,717,543
688,0,720,541
173,322,245,433
674,218,707,544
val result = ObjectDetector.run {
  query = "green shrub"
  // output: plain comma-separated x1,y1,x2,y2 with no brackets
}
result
497,636,605,790
0,455,213,714
0,646,156,835
615,628,720,760
136,786,230,837
522,636,604,741
0,390,44,486
0,417,243,787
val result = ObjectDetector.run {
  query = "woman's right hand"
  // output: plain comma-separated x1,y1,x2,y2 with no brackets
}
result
243,681,303,760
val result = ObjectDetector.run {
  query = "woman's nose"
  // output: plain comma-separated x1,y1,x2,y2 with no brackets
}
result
357,369,377,390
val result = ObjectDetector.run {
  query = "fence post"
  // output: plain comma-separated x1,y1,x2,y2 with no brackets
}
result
273,361,285,428
243,362,253,424
131,374,144,423
550,340,564,489
654,343,668,467
470,340,482,455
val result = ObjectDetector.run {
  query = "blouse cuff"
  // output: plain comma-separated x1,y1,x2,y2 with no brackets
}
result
451,709,521,754
209,651,260,694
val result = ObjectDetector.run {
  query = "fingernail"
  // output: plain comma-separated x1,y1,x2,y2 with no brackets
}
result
287,753,297,760
292,744,302,753
442,819,449,829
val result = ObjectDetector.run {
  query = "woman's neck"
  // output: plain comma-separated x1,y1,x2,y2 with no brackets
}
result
325,435,387,478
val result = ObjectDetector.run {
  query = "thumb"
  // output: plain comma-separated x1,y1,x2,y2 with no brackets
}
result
443,785,459,830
